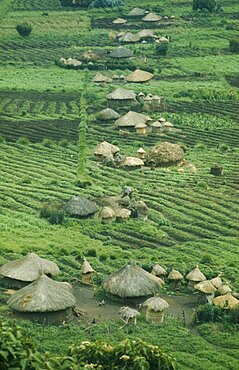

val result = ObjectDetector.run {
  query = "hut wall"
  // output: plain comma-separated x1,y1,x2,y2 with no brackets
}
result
0,277,29,290
146,309,164,323
136,128,147,135
12,308,71,324
82,273,93,284
188,280,196,290
170,280,181,290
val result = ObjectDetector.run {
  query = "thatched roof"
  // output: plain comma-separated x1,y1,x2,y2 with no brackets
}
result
61,58,82,67
102,264,164,298
110,46,134,59
142,13,161,22
151,121,163,128
137,29,156,39
115,208,131,219
92,73,112,83
210,275,223,289
65,196,98,217
194,280,217,294
213,293,239,309
100,206,115,219
151,264,167,276
163,121,174,128
128,7,145,17
115,111,150,127
96,108,120,121
82,258,95,274
120,157,144,168
168,269,183,281
126,69,154,83
218,284,232,295
82,50,99,61
158,36,169,43
8,275,76,312
119,32,140,43
112,18,127,25
135,122,147,129
119,306,140,319
146,142,185,167
143,295,169,312
159,117,166,122
0,252,60,282
106,88,136,101
186,266,206,282
94,141,120,157
137,147,146,154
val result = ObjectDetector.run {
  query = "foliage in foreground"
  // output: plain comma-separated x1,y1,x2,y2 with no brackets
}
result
15,22,33,37
0,319,177,370
192,0,220,12
194,304,239,324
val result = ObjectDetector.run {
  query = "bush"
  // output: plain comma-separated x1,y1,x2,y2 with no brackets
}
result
17,136,30,145
200,254,214,265
15,22,32,37
90,0,124,8
86,248,97,257
192,0,219,12
229,39,239,53
60,0,92,7
40,201,65,225
155,42,169,56
194,304,239,324
41,138,55,147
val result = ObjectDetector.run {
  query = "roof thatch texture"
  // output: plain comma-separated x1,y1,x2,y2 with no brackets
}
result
218,284,232,295
118,306,140,319
100,207,115,219
137,147,146,154
92,73,112,83
137,29,156,39
151,121,163,128
119,32,140,43
142,13,161,22
8,275,76,312
213,293,239,309
126,69,154,83
65,196,98,217
96,108,120,121
106,88,136,101
120,157,144,168
112,18,127,24
146,142,185,167
163,121,174,128
0,252,60,282
128,7,145,16
61,58,82,67
94,141,119,157
194,280,217,294
102,264,164,298
168,269,183,280
82,258,95,274
110,46,134,59
82,50,99,61
158,36,169,43
135,122,147,129
115,208,131,219
210,275,223,289
151,264,167,276
115,111,150,127
186,266,206,282
143,295,169,312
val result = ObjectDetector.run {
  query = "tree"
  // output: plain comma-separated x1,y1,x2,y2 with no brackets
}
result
192,0,220,12
155,42,169,56
90,0,124,8
15,22,32,37
229,39,239,53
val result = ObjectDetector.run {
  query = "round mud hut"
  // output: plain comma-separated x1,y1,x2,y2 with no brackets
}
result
65,196,98,218
118,306,140,324
168,269,183,290
0,252,60,289
137,147,146,160
137,29,157,41
143,295,169,323
115,111,151,129
119,32,140,43
115,208,131,222
213,293,239,309
81,258,95,284
7,274,76,323
126,69,154,83
110,46,133,59
102,263,164,299
96,108,120,121
106,88,137,109
210,274,223,289
112,18,127,25
186,265,206,290
142,13,162,22
120,157,144,170
128,7,146,17
92,73,112,84
146,142,185,167
99,206,116,224
194,280,217,304
151,264,167,281
94,141,120,161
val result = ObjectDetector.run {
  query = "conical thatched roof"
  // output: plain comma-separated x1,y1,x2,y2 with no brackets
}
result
120,157,144,168
119,32,140,43
142,13,161,22
82,258,95,274
186,266,206,282
102,264,164,298
110,46,133,59
119,306,140,319
159,117,166,122
146,142,185,167
8,275,76,312
0,253,60,282
137,147,146,154
151,264,167,276
135,122,147,129
106,88,136,101
126,69,154,83
213,293,239,309
163,121,174,128
151,121,163,128
168,269,183,281
94,141,120,157
96,108,120,121
218,284,232,295
100,206,115,219
210,275,223,289
92,73,112,83
137,29,156,39
143,295,169,312
128,7,145,17
115,111,150,127
65,196,98,218
194,280,217,294
115,208,131,219
112,18,127,25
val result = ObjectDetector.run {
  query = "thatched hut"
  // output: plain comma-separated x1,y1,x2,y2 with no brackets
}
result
210,274,223,289
163,121,174,132
102,264,164,298
7,274,76,323
194,280,217,304
218,283,232,295
119,306,140,324
137,29,157,41
142,13,161,22
119,32,140,43
150,121,163,133
94,141,120,160
112,18,127,25
115,208,131,222
120,156,144,170
60,58,82,67
158,36,170,43
143,94,164,111
0,252,60,288
135,122,147,135
146,142,185,167
106,88,136,101
65,196,98,218
168,269,183,290
81,258,95,284
133,200,148,221
128,7,145,17
143,295,169,323
96,108,120,121
92,73,112,84
137,147,146,160
82,50,99,61
126,69,154,83
213,293,239,309
186,265,206,289
99,206,116,224
110,46,134,59
151,264,167,280
115,111,151,128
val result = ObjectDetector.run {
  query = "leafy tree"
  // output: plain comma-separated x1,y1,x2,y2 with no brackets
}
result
15,22,32,37
229,39,239,53
192,0,220,12
155,42,169,56
90,0,124,8
40,200,65,225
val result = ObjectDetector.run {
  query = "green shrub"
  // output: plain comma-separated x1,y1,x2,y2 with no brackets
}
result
86,248,97,257
60,0,92,7
17,136,30,145
15,22,32,37
193,304,224,324
0,135,6,143
155,42,169,56
200,254,214,265
40,201,65,225
90,0,124,8
229,39,239,53
59,138,70,147
192,0,219,12
41,138,55,147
